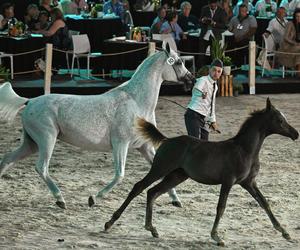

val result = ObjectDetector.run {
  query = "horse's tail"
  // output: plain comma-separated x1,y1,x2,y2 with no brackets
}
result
0,82,29,123
136,118,167,149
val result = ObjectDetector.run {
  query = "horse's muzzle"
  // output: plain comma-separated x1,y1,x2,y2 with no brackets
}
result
182,72,196,92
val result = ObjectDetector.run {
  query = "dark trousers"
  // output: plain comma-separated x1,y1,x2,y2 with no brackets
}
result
184,108,209,141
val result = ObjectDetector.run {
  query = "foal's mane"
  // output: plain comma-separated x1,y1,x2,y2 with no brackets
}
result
236,108,267,136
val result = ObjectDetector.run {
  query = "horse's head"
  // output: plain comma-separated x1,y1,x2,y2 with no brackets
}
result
265,98,299,140
162,43,195,91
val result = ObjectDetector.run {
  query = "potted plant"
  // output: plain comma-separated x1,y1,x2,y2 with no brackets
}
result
233,82,244,97
222,56,232,75
91,4,103,18
211,38,226,61
196,65,209,78
265,4,272,17
0,65,10,83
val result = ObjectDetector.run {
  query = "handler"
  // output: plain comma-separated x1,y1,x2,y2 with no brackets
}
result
184,59,223,140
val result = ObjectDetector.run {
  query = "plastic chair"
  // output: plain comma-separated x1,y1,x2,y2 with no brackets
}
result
0,52,14,79
261,34,285,78
65,30,80,71
70,34,103,78
152,33,196,75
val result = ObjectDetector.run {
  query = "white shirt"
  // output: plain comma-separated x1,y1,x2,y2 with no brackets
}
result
266,17,288,45
255,0,277,16
187,75,218,123
280,0,300,16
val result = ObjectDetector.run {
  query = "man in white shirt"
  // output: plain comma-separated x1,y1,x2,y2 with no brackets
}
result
254,0,277,16
184,59,223,140
264,7,288,47
280,0,300,16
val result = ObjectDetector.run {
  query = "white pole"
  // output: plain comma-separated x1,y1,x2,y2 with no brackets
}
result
44,43,53,95
148,42,156,57
249,41,256,95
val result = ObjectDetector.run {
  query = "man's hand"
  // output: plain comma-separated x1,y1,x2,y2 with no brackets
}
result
202,91,208,99
210,122,221,134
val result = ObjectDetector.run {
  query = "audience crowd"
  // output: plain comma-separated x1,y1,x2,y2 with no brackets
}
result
0,0,300,76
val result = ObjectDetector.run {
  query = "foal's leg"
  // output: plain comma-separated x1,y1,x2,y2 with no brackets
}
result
210,184,232,246
241,181,291,240
145,168,188,238
0,130,37,177
89,141,129,207
137,143,182,207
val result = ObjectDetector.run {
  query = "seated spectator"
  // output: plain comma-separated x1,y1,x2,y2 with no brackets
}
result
280,0,300,16
134,0,155,11
264,7,288,48
233,0,254,16
0,2,17,31
278,8,300,77
150,6,166,34
39,0,53,18
198,0,228,67
24,4,40,31
228,4,257,66
103,0,124,19
160,11,186,44
35,10,50,31
254,0,277,17
218,0,233,21
66,0,88,15
177,1,200,32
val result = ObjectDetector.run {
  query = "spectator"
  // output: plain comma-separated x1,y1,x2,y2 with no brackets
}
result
184,59,223,141
150,6,167,34
103,0,124,19
228,4,257,66
160,10,186,44
278,8,300,77
219,0,233,21
24,4,40,31
0,2,17,31
198,0,228,67
233,0,254,16
177,1,200,32
254,0,277,17
280,0,300,16
264,7,288,48
35,10,50,31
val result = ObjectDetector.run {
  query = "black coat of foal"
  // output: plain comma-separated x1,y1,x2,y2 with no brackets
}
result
104,98,299,246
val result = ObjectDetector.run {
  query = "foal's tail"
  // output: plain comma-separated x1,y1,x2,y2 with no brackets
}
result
0,82,29,123
136,118,167,149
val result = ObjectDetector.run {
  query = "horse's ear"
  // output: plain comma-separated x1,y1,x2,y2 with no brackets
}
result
266,97,273,110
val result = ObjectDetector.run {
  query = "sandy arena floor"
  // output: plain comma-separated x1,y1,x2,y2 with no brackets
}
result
0,94,299,250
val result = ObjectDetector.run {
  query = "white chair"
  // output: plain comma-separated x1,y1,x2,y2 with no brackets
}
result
0,52,14,79
70,34,103,78
261,34,285,78
152,33,196,75
65,30,80,71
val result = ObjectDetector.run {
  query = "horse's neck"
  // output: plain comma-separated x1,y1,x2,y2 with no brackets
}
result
123,53,164,113
234,116,267,156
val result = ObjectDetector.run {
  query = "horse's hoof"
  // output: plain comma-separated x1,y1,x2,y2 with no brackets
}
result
283,232,291,240
171,201,182,208
88,196,95,207
56,201,66,209
151,228,159,238
104,221,112,232
217,240,225,247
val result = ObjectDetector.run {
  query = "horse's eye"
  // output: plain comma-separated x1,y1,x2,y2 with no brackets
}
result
175,60,182,65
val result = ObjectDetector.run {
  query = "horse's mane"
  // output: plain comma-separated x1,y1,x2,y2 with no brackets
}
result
235,108,267,137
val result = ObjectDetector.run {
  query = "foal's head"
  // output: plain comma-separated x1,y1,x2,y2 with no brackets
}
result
161,43,195,91
264,98,299,140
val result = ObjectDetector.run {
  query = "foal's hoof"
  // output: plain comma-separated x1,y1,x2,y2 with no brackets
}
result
88,195,96,207
104,221,112,232
283,232,291,240
217,240,225,247
151,228,159,238
56,201,66,209
171,200,182,208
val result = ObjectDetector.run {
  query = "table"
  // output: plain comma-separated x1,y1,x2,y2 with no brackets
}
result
93,37,149,73
65,15,125,52
0,35,46,74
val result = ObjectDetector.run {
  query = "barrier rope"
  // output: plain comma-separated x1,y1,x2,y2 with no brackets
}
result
9,48,45,57
256,45,300,55
52,46,148,56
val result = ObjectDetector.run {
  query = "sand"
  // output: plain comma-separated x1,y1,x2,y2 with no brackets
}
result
0,94,299,250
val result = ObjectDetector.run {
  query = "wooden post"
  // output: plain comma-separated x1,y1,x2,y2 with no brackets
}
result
218,75,233,97
229,75,233,96
148,42,156,57
44,43,53,95
249,41,256,95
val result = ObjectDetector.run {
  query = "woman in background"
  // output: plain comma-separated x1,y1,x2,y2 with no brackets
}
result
0,2,17,31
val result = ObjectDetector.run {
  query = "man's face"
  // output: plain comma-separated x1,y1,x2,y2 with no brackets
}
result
239,6,248,17
209,3,217,11
159,8,166,19
210,66,223,80
183,6,191,17
277,8,286,19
